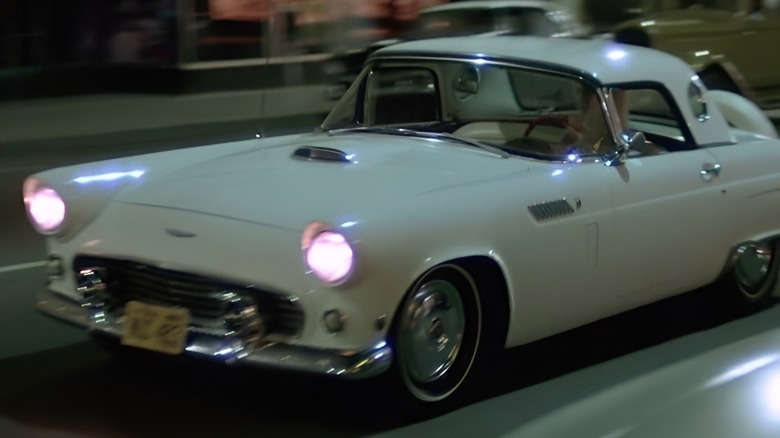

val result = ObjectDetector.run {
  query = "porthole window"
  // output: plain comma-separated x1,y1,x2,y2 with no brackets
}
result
688,78,709,122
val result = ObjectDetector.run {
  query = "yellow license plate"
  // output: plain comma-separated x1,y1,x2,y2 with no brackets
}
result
121,300,190,355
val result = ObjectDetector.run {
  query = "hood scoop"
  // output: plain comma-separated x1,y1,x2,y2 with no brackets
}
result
292,146,353,163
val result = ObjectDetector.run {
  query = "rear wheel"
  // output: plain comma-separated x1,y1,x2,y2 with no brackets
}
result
393,264,482,402
719,240,779,314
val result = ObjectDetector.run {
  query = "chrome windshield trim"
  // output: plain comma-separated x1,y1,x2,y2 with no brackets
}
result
328,126,510,158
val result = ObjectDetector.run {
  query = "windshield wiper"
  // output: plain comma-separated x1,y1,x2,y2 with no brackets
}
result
328,126,510,158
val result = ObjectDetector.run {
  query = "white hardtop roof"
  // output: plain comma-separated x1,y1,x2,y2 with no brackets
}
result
423,0,562,13
374,36,695,87
373,36,734,146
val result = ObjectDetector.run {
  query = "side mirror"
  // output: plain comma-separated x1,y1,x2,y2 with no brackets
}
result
624,130,647,149
604,130,646,166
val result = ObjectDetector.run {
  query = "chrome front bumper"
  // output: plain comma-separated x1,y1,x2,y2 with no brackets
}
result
36,288,393,379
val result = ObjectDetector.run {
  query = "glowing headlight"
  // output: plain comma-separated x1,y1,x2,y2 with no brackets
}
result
303,223,354,284
23,178,66,235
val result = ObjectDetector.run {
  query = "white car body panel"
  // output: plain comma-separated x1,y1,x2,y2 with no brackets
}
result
38,128,780,349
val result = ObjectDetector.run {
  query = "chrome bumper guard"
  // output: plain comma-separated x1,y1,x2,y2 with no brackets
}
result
36,288,393,379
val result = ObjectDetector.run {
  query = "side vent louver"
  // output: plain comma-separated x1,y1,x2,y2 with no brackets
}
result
528,199,575,222
292,146,352,163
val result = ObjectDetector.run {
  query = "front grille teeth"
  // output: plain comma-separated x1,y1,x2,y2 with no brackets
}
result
74,256,304,338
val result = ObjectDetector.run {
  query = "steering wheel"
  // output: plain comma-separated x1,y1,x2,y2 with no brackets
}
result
523,115,576,137
505,136,555,155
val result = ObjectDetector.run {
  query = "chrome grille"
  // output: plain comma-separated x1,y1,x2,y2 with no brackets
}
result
74,256,304,337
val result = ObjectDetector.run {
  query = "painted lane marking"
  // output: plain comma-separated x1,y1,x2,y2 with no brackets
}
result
0,260,46,274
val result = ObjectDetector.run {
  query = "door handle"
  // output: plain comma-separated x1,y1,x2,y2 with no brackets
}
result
700,163,721,181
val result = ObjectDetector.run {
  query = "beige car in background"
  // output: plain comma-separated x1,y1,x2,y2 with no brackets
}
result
613,0,780,108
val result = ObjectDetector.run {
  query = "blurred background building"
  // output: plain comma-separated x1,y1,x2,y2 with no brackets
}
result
0,0,770,100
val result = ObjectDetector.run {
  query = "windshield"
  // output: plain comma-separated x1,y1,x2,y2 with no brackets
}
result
322,58,616,160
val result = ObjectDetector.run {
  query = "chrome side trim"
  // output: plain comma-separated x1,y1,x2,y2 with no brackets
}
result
528,199,575,222
36,287,392,379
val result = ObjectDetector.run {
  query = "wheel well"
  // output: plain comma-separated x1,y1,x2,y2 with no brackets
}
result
391,256,511,350
453,256,510,349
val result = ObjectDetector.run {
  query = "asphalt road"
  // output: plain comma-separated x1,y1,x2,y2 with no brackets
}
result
2,113,780,437
3,282,780,437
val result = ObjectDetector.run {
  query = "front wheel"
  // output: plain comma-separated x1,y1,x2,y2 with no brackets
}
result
393,264,482,402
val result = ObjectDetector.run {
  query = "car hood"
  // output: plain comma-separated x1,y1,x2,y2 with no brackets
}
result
113,132,527,229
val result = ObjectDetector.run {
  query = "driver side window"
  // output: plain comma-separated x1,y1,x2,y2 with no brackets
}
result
611,86,691,156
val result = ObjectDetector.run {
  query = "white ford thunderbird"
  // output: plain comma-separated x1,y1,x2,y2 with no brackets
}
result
24,36,780,404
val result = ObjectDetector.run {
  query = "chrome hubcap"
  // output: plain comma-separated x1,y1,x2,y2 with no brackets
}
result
735,242,773,293
402,279,465,384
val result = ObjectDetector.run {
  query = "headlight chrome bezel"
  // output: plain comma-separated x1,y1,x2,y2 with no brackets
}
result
302,221,356,286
